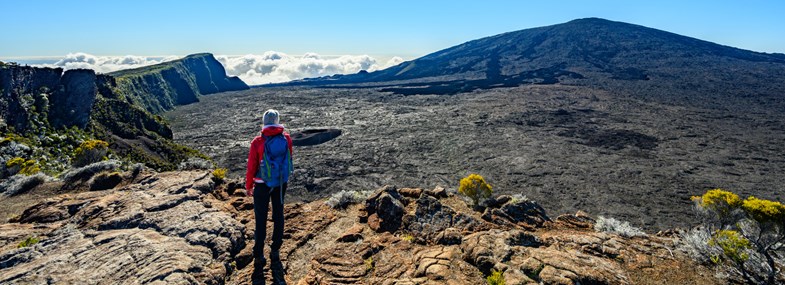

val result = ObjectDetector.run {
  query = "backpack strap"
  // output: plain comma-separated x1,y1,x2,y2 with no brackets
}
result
262,135,272,179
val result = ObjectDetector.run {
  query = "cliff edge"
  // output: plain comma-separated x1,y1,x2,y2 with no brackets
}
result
108,53,249,114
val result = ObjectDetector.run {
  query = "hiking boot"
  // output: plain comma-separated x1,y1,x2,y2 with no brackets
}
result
252,257,267,285
270,260,287,285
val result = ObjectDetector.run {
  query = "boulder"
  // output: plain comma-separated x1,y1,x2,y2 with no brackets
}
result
364,186,405,233
484,195,512,209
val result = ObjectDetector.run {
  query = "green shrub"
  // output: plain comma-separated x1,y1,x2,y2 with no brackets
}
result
73,140,108,167
459,173,492,208
486,269,505,285
17,236,39,248
708,230,751,264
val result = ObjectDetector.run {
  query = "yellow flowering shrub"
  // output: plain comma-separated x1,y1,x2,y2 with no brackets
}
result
709,230,751,264
741,196,785,224
6,157,40,175
696,188,741,216
5,157,25,168
486,269,505,285
211,168,227,182
459,174,492,207
73,140,109,167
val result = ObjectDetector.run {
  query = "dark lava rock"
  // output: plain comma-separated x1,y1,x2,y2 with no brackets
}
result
403,195,485,243
290,128,342,146
364,185,405,233
482,199,550,229
483,195,512,209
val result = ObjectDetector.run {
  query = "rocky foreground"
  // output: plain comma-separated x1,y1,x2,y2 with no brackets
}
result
0,170,728,284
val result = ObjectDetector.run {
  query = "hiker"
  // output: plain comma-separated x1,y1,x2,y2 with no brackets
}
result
245,109,293,285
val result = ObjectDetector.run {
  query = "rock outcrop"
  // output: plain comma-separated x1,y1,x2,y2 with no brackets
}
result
0,174,736,284
109,53,249,114
1,170,244,284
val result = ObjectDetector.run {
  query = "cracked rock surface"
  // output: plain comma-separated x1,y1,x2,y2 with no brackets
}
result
1,174,735,284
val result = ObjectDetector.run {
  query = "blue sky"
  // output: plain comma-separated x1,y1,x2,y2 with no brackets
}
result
0,0,785,59
2,0,785,59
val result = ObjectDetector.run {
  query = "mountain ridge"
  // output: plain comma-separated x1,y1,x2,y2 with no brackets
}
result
274,18,785,106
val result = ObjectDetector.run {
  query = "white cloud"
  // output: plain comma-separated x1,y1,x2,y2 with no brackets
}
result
41,52,169,74
36,52,406,85
216,52,404,85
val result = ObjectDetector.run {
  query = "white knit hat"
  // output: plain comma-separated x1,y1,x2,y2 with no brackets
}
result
262,109,280,126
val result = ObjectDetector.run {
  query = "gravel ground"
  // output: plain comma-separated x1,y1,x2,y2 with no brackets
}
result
165,84,785,231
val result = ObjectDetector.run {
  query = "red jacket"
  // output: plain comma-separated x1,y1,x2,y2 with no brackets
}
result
245,125,293,191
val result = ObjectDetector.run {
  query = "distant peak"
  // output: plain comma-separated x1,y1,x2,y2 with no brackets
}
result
184,53,214,59
569,17,612,22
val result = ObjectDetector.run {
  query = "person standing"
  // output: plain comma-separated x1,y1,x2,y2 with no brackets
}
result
245,109,293,285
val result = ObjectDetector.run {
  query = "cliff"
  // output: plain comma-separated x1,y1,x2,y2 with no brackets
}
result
108,53,249,114
0,65,97,132
0,53,244,172
0,170,757,284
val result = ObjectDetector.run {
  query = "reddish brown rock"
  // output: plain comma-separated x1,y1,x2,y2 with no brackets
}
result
398,187,424,199
337,224,365,242
555,210,596,229
425,186,448,199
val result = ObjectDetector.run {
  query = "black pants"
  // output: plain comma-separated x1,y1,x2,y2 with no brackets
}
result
253,182,286,260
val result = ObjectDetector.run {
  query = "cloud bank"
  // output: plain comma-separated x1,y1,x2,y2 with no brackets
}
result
41,53,180,74
38,52,405,85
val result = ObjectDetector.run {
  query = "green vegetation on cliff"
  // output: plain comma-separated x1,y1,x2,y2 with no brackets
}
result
109,53,248,114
